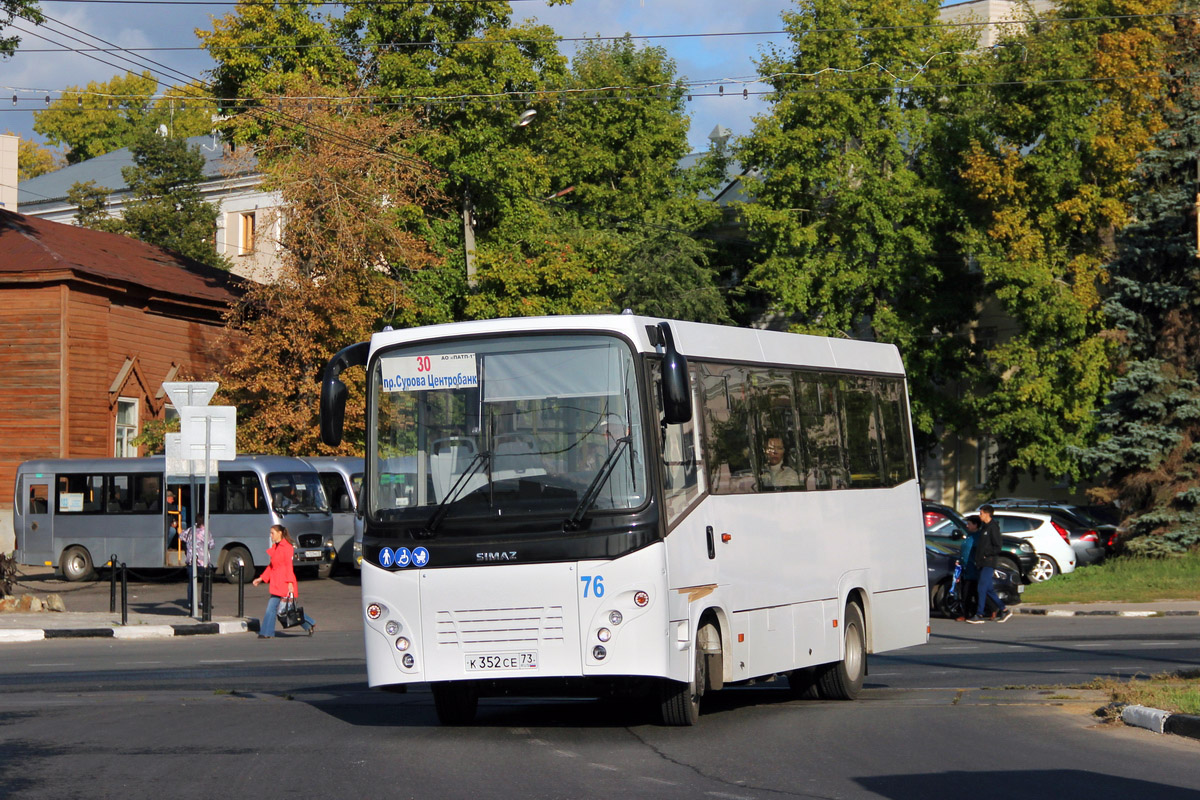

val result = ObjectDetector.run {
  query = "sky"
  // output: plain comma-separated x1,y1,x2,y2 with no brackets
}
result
1,0,794,156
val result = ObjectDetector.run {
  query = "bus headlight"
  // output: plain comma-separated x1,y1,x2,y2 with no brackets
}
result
402,654,415,668
592,645,607,660
608,610,623,626
597,628,611,642
395,636,411,652
634,591,649,607
367,603,385,620
385,620,400,635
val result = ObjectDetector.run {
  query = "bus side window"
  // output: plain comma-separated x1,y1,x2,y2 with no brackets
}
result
656,370,702,524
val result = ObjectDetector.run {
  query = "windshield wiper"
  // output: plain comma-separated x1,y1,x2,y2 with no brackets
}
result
415,451,489,540
564,436,630,531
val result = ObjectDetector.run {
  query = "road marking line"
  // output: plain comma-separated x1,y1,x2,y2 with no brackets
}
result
118,661,164,665
590,763,620,772
29,663,71,667
641,778,680,786
553,750,578,758
199,660,245,664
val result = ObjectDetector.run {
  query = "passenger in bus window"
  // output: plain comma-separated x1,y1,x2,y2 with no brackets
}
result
759,437,799,490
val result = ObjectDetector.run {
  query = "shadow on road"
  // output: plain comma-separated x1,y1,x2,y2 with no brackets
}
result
857,770,1200,800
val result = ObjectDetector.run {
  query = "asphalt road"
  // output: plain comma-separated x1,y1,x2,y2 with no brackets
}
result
1,571,1198,799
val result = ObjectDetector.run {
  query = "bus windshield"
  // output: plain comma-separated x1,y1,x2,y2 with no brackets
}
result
368,334,647,528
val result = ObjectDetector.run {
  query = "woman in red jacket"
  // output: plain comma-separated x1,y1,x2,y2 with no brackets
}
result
252,524,316,638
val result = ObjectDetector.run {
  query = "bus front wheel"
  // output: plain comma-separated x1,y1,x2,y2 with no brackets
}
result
816,602,866,700
661,623,714,725
431,681,478,725
222,547,254,585
60,546,95,582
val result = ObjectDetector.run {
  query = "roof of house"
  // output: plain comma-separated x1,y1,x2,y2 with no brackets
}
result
18,134,257,209
0,209,244,306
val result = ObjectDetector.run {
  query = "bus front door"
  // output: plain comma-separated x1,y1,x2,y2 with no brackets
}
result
15,473,54,567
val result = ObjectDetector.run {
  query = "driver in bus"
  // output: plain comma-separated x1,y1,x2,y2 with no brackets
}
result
759,437,799,490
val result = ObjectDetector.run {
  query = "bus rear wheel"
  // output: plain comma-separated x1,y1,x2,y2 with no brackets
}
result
60,546,95,582
816,602,866,700
431,681,478,725
222,547,254,585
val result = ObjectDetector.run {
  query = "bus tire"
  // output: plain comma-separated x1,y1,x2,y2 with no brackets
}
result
222,547,254,585
660,623,713,725
431,681,478,725
60,546,95,582
816,602,866,700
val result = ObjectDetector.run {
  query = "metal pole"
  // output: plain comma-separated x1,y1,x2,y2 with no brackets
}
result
120,562,128,626
109,553,118,613
237,561,245,618
201,566,212,622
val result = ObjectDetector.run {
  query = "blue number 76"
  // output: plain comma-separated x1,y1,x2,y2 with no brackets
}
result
580,575,605,598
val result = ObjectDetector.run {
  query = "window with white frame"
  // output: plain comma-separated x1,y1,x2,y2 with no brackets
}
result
115,398,139,457
974,437,997,488
239,211,256,255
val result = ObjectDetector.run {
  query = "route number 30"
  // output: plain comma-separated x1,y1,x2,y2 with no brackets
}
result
580,575,605,598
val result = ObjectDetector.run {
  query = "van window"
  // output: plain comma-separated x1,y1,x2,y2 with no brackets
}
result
319,472,354,512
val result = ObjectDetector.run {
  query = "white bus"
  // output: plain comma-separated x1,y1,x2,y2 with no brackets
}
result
319,314,928,725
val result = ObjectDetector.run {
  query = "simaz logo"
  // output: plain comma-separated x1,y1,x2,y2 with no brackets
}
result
476,551,518,562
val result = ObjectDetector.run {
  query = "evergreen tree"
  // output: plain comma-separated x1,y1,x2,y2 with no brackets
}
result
1075,14,1200,555
118,130,229,270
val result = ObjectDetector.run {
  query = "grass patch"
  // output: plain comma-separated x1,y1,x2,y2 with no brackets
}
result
1021,549,1200,604
1088,670,1200,716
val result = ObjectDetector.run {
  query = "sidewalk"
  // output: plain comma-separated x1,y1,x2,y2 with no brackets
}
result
0,609,260,641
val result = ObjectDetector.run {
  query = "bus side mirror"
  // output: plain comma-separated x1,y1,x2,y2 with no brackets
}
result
657,322,692,425
320,341,370,447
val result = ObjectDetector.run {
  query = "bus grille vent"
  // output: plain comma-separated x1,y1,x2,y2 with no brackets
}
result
297,533,323,548
435,606,565,646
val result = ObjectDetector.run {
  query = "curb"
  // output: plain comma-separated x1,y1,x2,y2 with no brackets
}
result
1017,609,1200,617
0,618,259,642
1121,705,1200,741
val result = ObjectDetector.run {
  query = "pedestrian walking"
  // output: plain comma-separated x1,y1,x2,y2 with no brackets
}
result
251,524,316,638
965,504,1012,624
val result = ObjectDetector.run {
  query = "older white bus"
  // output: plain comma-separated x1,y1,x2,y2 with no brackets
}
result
320,315,928,725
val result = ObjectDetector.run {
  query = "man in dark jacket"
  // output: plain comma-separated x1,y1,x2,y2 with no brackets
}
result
966,504,1012,624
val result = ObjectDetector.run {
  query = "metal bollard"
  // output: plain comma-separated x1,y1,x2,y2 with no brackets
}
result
201,565,213,622
120,562,128,626
237,561,245,618
109,553,119,613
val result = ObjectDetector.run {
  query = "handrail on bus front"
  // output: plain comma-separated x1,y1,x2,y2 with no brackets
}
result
321,341,369,447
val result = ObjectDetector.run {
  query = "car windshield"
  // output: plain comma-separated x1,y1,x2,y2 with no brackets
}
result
268,472,330,513
367,334,647,528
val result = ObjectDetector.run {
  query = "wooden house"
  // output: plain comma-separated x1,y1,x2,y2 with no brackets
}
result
0,209,244,553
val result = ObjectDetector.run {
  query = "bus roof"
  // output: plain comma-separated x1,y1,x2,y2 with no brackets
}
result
367,314,906,376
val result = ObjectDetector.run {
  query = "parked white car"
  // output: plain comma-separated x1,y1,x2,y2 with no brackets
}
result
980,510,1077,582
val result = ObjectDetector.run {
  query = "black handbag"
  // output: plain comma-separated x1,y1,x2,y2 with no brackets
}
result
277,595,304,628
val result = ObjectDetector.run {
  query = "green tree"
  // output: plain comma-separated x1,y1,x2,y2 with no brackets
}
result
34,72,214,164
117,129,229,269
735,0,980,448
958,0,1172,483
1074,13,1200,555
67,180,123,233
1,0,41,58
